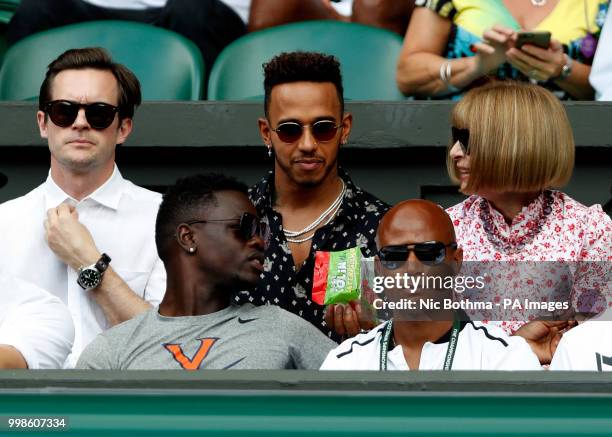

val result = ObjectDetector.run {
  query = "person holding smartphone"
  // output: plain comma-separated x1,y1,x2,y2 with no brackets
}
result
396,0,610,100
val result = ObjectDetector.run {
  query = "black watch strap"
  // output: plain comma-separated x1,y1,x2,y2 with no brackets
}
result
95,253,111,273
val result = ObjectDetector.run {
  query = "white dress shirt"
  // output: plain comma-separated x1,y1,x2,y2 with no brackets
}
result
320,320,541,370
0,166,166,367
0,272,74,369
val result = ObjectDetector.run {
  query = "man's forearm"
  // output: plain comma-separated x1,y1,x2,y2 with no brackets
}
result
0,345,28,369
89,267,152,326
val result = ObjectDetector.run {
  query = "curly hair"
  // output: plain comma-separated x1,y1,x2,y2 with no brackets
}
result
155,173,249,262
263,51,344,116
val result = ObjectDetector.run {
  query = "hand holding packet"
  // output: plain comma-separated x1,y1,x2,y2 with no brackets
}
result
312,247,362,305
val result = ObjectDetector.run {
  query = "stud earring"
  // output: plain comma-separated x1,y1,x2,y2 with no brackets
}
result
189,247,196,253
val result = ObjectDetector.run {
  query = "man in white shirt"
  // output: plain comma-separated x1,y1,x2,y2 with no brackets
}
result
0,271,74,369
0,47,166,367
320,199,541,371
590,9,612,101
7,0,249,89
550,309,612,371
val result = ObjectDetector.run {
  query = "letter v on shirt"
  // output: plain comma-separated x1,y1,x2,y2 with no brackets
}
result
163,338,218,370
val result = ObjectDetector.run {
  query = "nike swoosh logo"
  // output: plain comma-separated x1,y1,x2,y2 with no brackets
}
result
238,317,258,324
223,357,246,369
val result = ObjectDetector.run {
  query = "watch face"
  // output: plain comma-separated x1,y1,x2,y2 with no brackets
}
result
79,268,101,289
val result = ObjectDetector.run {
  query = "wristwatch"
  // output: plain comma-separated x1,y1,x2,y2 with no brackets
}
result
77,253,111,290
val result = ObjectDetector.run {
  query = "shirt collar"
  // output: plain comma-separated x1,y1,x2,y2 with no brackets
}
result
43,164,124,211
389,310,470,346
249,167,361,223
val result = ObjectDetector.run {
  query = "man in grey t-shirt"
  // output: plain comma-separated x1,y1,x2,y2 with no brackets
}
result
77,174,335,370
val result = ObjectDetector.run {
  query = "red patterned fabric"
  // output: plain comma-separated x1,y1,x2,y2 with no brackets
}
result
447,191,612,334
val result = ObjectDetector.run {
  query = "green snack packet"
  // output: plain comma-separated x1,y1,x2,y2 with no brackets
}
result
312,247,362,305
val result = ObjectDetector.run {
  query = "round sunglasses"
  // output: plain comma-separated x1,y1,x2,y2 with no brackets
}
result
43,100,120,130
185,212,270,249
272,120,343,143
377,241,458,269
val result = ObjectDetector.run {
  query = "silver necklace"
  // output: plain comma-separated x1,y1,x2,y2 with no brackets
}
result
285,202,342,243
531,0,547,6
283,179,346,243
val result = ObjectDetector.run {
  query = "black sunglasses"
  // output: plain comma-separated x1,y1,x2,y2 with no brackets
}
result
451,127,470,155
185,212,270,248
377,241,458,269
272,120,342,143
43,100,120,130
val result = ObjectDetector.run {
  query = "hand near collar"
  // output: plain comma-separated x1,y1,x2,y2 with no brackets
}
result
45,203,101,270
45,203,152,325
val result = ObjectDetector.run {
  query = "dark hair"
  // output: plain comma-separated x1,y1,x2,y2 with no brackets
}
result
263,51,344,117
39,47,141,120
155,173,249,262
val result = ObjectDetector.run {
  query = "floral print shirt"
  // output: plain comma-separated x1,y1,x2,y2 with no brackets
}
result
447,190,612,334
234,169,389,341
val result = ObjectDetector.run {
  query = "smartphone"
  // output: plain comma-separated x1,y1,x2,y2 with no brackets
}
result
515,31,551,49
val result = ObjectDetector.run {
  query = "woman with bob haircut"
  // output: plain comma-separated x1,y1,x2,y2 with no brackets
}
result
446,81,611,345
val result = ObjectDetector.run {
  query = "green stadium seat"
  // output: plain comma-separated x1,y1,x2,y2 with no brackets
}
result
208,20,406,101
0,24,7,65
0,10,13,25
0,19,204,100
0,0,19,16
0,0,20,7
0,0,19,62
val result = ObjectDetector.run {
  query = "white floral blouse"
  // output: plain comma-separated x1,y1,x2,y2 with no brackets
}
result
447,190,612,334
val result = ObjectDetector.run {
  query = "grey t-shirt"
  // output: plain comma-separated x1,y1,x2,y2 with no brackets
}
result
77,304,336,370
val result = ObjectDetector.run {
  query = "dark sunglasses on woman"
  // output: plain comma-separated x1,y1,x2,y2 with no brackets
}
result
451,126,470,155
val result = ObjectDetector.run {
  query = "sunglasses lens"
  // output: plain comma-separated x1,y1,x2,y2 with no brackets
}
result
414,243,446,265
85,103,117,129
275,123,303,143
380,242,449,268
46,101,117,129
379,247,408,270
47,101,78,127
312,121,339,142
452,127,470,154
239,214,254,240
241,214,270,249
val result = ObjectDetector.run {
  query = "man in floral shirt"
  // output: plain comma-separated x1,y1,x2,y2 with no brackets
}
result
233,52,389,341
